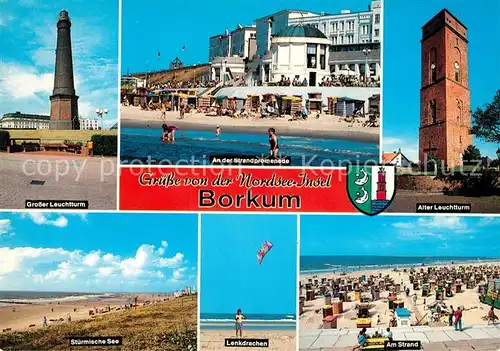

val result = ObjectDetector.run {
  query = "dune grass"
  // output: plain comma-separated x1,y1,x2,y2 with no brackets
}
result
4,129,117,143
0,295,197,351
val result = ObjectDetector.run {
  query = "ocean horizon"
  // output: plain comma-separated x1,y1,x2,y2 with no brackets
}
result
120,127,378,166
200,313,296,331
300,255,500,274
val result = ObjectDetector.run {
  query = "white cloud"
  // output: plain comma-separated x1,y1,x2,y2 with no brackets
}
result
21,212,69,228
83,252,100,267
0,14,14,27
0,219,12,236
0,63,53,99
157,240,168,255
0,247,72,275
383,137,418,163
416,217,469,231
477,217,500,227
158,253,184,268
20,212,88,228
98,266,114,277
392,216,473,241
0,240,190,291
173,267,187,280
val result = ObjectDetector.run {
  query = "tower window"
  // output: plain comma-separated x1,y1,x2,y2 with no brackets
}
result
429,100,436,124
429,47,437,83
454,61,461,82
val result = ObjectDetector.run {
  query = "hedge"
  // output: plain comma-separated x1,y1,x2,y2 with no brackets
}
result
0,130,10,151
91,134,117,156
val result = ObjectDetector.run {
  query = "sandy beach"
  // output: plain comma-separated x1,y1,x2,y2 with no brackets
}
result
300,262,500,331
0,293,167,332
0,294,197,351
120,106,379,143
200,330,296,351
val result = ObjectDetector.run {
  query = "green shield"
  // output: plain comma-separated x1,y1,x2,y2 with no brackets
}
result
347,166,372,215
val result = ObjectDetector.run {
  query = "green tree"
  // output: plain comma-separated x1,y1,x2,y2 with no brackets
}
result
463,144,481,161
471,89,500,143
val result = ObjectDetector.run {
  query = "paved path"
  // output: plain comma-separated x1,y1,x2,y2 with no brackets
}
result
300,324,500,350
0,153,117,210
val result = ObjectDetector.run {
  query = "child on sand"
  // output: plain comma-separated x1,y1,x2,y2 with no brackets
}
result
42,316,47,327
235,309,246,338
161,124,176,142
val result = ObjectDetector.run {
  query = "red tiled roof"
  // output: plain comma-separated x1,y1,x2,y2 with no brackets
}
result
382,152,398,164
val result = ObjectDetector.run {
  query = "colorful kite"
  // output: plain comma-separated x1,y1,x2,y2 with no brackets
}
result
257,240,273,265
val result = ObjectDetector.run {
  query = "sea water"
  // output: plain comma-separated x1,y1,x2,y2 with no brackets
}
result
120,128,378,167
199,313,296,330
300,255,499,275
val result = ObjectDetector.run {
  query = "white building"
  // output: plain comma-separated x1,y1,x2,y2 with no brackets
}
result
0,112,50,129
255,10,319,57
209,26,256,61
263,25,331,86
288,1,381,44
79,118,100,130
382,150,413,170
210,56,246,82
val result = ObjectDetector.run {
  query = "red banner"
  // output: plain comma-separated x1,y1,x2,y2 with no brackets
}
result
120,167,356,212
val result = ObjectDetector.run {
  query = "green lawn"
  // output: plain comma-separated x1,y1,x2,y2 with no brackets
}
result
3,129,117,143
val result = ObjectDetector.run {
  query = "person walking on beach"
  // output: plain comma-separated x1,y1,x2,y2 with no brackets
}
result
160,103,166,120
179,101,185,119
448,305,454,326
268,128,279,158
454,306,463,331
67,313,72,323
216,125,221,138
487,306,497,325
235,309,246,338
42,316,47,327
352,328,367,351
87,140,93,157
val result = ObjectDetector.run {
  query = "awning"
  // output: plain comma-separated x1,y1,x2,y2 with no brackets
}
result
282,96,302,101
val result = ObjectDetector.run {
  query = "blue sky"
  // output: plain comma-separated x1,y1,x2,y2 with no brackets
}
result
200,214,297,315
0,0,118,128
121,0,373,74
382,0,500,161
301,215,500,257
0,212,198,292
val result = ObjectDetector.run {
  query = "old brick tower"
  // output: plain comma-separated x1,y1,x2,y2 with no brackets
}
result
50,10,79,130
419,9,471,168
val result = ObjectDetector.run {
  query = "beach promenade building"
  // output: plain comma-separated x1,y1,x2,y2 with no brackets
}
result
208,1,381,86
0,112,50,130
209,26,256,82
262,25,331,86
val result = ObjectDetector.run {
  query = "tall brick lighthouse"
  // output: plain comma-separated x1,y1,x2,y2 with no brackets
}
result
419,9,471,169
50,10,80,130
